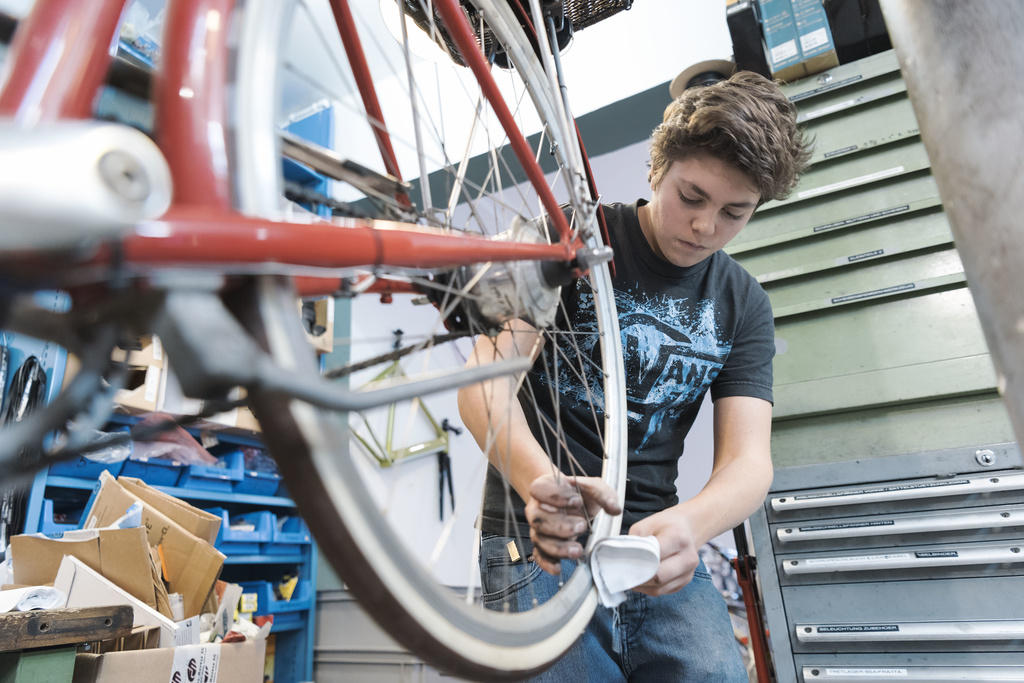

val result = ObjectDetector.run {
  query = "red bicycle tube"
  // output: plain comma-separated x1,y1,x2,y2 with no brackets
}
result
432,0,574,253
0,0,123,122
122,207,575,268
330,0,412,208
157,0,234,209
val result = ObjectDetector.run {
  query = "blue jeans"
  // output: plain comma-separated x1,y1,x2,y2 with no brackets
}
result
479,533,747,682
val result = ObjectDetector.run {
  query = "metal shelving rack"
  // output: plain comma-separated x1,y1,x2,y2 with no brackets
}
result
21,414,319,683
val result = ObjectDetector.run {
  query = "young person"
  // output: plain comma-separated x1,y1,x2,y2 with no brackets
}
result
458,71,811,680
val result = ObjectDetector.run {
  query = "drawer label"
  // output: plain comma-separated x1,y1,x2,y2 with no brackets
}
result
824,669,908,677
847,248,884,263
797,520,895,532
915,550,959,558
793,479,970,500
817,624,900,633
811,204,910,234
831,282,915,305
825,144,859,159
802,553,911,566
790,74,865,102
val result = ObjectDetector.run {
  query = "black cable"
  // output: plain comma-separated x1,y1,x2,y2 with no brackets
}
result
1,356,48,555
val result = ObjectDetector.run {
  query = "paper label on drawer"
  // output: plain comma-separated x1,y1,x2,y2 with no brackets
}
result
817,624,900,633
793,479,970,500
802,553,911,566
811,204,910,234
169,644,219,683
798,520,895,532
825,669,907,677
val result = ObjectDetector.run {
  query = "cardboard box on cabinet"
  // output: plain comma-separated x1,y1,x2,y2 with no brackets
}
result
83,472,225,619
10,526,171,618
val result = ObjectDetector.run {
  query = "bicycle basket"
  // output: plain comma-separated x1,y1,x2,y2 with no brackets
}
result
398,0,633,68
562,0,634,32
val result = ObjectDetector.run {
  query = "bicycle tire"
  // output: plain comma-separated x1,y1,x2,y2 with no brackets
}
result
228,0,626,678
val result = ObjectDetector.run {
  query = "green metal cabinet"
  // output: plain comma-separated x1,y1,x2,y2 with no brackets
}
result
731,49,1015,466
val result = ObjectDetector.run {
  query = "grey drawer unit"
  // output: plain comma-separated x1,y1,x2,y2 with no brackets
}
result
796,657,1024,682
750,446,1024,681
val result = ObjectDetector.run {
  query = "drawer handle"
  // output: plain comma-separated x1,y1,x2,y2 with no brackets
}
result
771,472,1024,512
777,507,1024,543
802,665,1024,681
797,619,1024,643
783,544,1023,575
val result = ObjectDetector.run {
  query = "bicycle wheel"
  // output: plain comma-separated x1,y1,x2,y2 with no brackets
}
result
228,0,625,678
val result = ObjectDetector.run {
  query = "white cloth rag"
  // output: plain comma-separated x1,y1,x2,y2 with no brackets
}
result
589,535,661,608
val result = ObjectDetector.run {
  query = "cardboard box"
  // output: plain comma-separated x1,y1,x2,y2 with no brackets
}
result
72,639,265,683
156,361,205,417
790,0,839,76
756,0,804,81
201,388,262,435
54,556,190,649
84,472,225,619
117,476,221,545
113,363,164,413
10,527,170,617
111,336,164,369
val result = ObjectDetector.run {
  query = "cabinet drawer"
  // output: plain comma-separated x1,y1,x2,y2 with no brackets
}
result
767,470,1024,523
771,503,1024,553
729,172,940,254
804,93,918,166
778,538,1024,585
782,576,1024,635
782,576,1024,655
799,663,1024,682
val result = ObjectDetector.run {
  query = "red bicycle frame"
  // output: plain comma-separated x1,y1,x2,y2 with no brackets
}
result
0,0,580,295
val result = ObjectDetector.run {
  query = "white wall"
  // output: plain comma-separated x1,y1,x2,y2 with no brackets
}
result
338,135,725,591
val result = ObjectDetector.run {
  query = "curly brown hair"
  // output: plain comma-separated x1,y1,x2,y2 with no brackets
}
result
649,71,812,202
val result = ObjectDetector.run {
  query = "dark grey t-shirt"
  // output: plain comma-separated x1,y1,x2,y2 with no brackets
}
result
480,200,775,536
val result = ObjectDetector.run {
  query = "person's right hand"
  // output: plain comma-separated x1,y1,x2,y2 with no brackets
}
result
524,474,622,574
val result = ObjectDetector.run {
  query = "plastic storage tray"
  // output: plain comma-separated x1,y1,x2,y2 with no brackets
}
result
233,468,282,496
206,507,274,554
48,455,123,480
264,516,311,555
176,450,244,492
119,457,184,486
239,579,313,630
38,498,82,537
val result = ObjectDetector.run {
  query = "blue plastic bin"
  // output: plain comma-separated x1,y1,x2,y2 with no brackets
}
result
48,455,123,480
238,579,312,630
233,469,282,496
207,507,274,554
176,450,244,492
263,515,311,555
120,456,184,486
39,498,82,538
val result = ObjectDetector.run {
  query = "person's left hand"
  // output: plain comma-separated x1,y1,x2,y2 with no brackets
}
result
627,505,700,596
